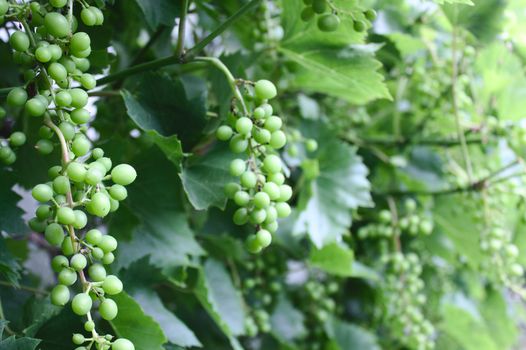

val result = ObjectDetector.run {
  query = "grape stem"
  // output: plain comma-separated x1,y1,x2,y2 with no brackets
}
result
175,0,190,58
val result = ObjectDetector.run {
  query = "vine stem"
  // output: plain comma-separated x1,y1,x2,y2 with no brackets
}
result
0,280,48,295
175,0,190,58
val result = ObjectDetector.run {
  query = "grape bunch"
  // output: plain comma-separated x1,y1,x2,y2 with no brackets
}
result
2,1,135,349
357,199,433,240
217,79,292,253
300,0,377,33
381,252,435,350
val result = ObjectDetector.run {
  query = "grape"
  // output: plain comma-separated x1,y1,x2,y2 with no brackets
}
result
51,285,70,306
89,263,107,281
263,182,280,200
92,148,104,159
56,91,72,107
236,117,253,134
67,162,87,182
89,192,111,217
73,210,86,230
102,252,115,264
256,229,272,248
9,131,26,147
25,98,47,117
229,135,249,153
253,107,266,119
312,0,327,14
40,126,55,140
254,192,270,209
263,155,281,173
103,275,123,295
72,333,85,345
80,74,96,89
246,236,262,254
84,320,95,332
35,46,52,62
241,171,257,188
264,116,282,132
57,207,76,225
48,62,68,82
85,229,102,245
306,139,318,152
99,235,118,253
99,298,118,320
234,191,250,206
301,7,315,22
0,0,8,16
278,185,293,202
59,122,76,141
109,185,128,201
269,130,287,149
264,221,278,233
276,202,291,218
71,293,92,315
250,209,267,224
112,339,135,350
254,128,271,144
7,87,27,107
265,206,278,223
254,80,277,100
62,237,75,256
317,14,340,32
229,159,246,177
111,164,137,186
91,7,105,25
97,157,112,172
48,44,63,61
216,125,233,141
44,12,70,38
53,175,70,194
10,31,30,52
70,88,89,108
92,247,104,260
32,184,53,202
353,20,366,32
36,205,51,220
36,139,54,155
233,208,249,225
81,7,97,26
50,0,67,7
71,108,90,124
70,32,91,54
71,254,87,270
85,167,104,185
268,172,285,185
45,223,65,246
364,9,377,21
51,255,69,272
58,267,77,286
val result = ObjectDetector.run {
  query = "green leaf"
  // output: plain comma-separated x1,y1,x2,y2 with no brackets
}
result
434,0,474,5
0,236,22,286
295,123,373,247
110,292,168,350
34,307,83,350
194,259,245,349
479,289,518,349
0,321,40,349
309,243,354,277
0,172,26,237
324,318,380,350
132,0,179,28
270,295,306,344
22,298,62,337
181,144,240,210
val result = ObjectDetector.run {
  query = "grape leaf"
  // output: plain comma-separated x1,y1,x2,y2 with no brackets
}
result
0,236,22,286
270,295,306,344
479,289,518,349
132,0,179,29
0,172,26,237
110,292,168,350
34,307,84,350
0,321,40,350
181,144,240,211
309,243,354,277
324,318,380,350
194,259,245,350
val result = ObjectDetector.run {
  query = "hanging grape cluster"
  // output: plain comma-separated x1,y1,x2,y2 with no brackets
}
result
217,79,292,253
381,252,435,350
2,1,135,349
300,0,377,33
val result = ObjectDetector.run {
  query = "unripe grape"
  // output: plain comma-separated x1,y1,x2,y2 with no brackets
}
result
364,9,377,21
52,255,69,272
67,162,87,183
10,31,30,52
256,229,272,248
265,206,278,223
85,229,102,245
72,333,85,345
254,128,271,144
253,107,265,119
99,235,118,253
317,14,340,32
58,267,77,285
109,185,128,201
306,139,318,152
73,57,90,72
32,184,53,202
72,136,91,157
52,175,70,195
71,32,91,53
268,172,285,185
278,184,292,202
263,155,281,173
62,236,75,256
102,252,115,264
89,192,111,217
57,207,76,225
505,244,519,258
301,7,315,22
0,0,8,16
81,7,97,26
80,74,96,89
59,122,76,141
264,116,282,132
40,126,54,140
71,253,87,271
233,208,249,225
254,192,270,209
112,339,135,350
510,263,524,277
312,0,327,14
250,209,267,224
229,159,246,177
48,62,68,82
56,91,72,107
48,44,63,61
225,182,240,198
97,157,112,172
264,221,278,233
229,135,248,153
71,293,92,315
353,20,366,32
262,182,280,200
70,108,90,124
70,88,89,108
99,298,118,320
89,263,106,282
85,167,104,185
216,125,233,141
234,191,250,206
51,284,70,306
276,202,291,218
25,98,47,117
9,131,26,147
36,205,51,220
236,117,253,134
246,236,262,254
84,320,95,332
103,275,123,295
35,46,52,62
7,87,27,107
111,164,137,186
91,148,104,159
36,139,54,155
254,80,277,100
240,171,257,188
44,12,69,38
269,130,287,149
92,247,104,260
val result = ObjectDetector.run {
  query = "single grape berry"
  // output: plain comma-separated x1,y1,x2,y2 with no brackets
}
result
263,155,282,173
112,338,135,350
45,223,65,246
72,136,91,157
89,192,111,217
7,87,28,107
216,125,233,141
57,207,76,225
269,130,287,149
364,9,377,21
9,131,26,147
25,98,47,117
36,139,54,155
32,184,53,202
301,7,315,22
312,0,327,14
236,117,253,134
229,159,246,177
70,32,91,54
70,254,87,270
71,293,92,315
35,46,52,62
99,298,118,320
99,235,118,253
109,184,128,201
70,88,89,108
0,0,8,16
264,116,282,132
317,14,340,32
256,229,272,248
85,229,102,245
58,267,77,286
102,275,123,295
72,333,85,345
10,31,30,52
254,80,277,100
81,7,97,26
111,164,137,186
353,20,366,32
51,285,70,306
44,12,70,38
67,162,87,182
88,263,107,282
254,192,271,209
71,108,91,124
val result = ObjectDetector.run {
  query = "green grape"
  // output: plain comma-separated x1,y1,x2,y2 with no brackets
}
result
44,12,70,38
62,236,75,256
81,7,97,26
84,320,95,332
36,204,52,220
97,157,112,172
35,46,52,62
70,253,87,270
72,136,91,156
40,126,54,139
263,182,280,200
50,0,67,7
225,182,241,198
263,155,281,173
234,190,250,206
253,107,265,119
109,184,128,201
71,293,92,315
0,106,5,119
353,20,366,32
57,207,76,225
89,192,111,217
269,130,287,149
25,97,47,117
364,9,377,21
36,139,54,155
312,0,327,14
9,131,26,147
92,148,104,159
246,235,262,254
111,164,137,186
91,7,105,25
265,206,277,223
241,171,257,188
256,229,271,248
102,252,115,264
70,88,89,108
233,208,249,225
89,263,107,282
264,116,282,132
48,44,63,61
264,221,278,233
85,167,104,185
67,162,87,182
0,0,8,16
51,255,69,272
10,31,30,52
85,229,102,245
7,87,27,107
278,185,292,202
102,275,123,295
53,175,70,194
72,333,85,345
229,134,249,153
268,172,285,185
254,191,271,209
48,62,68,82
250,209,267,224
112,339,135,350
99,235,118,253
306,139,318,152
71,108,90,124
236,117,253,134
254,128,271,144
73,210,88,229
80,74,96,89
216,125,233,141
56,91,72,107
70,32,91,54
59,122,75,141
73,57,90,72
99,298,118,320
51,284,70,306
92,247,104,260
58,267,78,285
276,202,291,218
301,7,315,22
254,80,277,100
317,14,340,32
32,184,53,202
229,159,246,177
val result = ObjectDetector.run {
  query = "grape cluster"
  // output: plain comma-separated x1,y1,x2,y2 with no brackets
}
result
300,0,376,33
358,199,433,240
285,128,318,159
3,1,135,349
217,80,292,253
381,252,435,350
0,126,26,165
